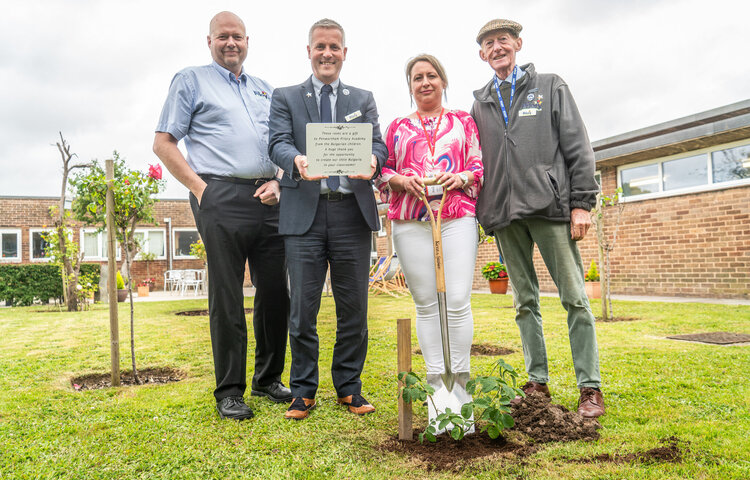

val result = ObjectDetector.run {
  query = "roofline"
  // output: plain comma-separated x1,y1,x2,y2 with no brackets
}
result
593,99,750,151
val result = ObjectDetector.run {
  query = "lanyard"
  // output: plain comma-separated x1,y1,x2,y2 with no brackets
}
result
416,108,444,158
492,65,517,128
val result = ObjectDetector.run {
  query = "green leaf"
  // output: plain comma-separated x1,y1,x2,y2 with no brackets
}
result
501,413,515,428
480,377,497,393
465,379,476,392
425,431,436,443
487,424,501,439
418,432,425,443
473,397,491,409
438,417,451,430
461,403,473,419
451,427,463,441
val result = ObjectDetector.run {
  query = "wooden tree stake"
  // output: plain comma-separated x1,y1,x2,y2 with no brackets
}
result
397,318,412,441
105,159,121,387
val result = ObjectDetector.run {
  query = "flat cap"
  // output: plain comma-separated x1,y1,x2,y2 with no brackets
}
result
476,19,522,44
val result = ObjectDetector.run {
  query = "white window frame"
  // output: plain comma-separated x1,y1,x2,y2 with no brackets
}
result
0,229,22,262
377,215,387,237
80,228,121,261
29,228,52,262
172,228,200,259
133,228,167,260
617,139,750,203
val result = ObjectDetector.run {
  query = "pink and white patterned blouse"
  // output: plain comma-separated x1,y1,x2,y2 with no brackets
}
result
377,109,483,221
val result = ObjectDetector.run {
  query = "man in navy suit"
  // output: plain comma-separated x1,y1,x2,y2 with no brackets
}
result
269,18,388,420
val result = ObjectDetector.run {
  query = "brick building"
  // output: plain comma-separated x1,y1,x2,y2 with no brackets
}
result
0,196,204,289
377,100,750,299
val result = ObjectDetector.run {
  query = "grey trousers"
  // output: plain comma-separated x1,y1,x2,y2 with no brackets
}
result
495,218,601,388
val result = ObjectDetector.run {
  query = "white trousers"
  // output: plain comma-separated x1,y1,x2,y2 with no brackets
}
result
393,216,477,374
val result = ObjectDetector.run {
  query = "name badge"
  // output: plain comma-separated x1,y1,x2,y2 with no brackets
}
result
519,108,537,117
345,110,362,122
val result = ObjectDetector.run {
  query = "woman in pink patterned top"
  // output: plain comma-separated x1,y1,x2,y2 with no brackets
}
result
376,54,483,430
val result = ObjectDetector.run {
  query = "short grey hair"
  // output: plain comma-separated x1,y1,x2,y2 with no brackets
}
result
308,18,346,47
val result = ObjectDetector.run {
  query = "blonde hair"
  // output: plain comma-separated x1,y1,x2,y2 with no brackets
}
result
406,54,448,91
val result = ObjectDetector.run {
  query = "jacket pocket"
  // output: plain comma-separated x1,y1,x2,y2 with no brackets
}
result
546,171,561,210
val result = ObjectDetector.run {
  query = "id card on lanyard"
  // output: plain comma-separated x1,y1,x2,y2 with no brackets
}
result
492,65,517,128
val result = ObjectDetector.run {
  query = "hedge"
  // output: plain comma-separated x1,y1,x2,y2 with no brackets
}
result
0,264,101,307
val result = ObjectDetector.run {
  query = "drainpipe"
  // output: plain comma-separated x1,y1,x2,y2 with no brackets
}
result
164,217,172,271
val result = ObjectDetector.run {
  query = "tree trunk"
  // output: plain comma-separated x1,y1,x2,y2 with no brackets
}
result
123,229,139,384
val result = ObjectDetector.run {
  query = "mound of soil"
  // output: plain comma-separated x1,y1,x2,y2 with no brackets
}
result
414,344,515,356
570,436,685,464
176,308,253,316
378,429,537,472
71,367,184,391
596,316,639,323
667,331,750,345
510,392,601,443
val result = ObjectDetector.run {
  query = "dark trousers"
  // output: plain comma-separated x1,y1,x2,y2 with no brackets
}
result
190,178,290,401
284,195,371,399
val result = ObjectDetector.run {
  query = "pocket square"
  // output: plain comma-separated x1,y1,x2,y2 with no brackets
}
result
345,110,362,122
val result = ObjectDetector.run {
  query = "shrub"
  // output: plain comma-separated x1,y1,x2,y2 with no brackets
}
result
585,260,600,282
481,261,508,280
116,271,125,290
0,264,100,307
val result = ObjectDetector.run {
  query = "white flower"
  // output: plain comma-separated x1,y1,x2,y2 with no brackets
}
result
76,284,83,290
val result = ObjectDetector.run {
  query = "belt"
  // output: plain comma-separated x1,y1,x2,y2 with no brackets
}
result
320,191,354,201
200,174,273,186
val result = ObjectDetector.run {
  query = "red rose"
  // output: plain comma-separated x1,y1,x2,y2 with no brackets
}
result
123,179,130,185
148,164,163,180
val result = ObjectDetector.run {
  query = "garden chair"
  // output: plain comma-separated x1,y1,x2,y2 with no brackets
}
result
164,270,183,294
180,269,204,296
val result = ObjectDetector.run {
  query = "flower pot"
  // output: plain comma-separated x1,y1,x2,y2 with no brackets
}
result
137,285,150,297
585,281,601,299
117,289,128,302
488,278,509,294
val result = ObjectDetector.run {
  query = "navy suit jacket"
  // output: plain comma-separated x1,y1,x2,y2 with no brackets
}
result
269,76,388,235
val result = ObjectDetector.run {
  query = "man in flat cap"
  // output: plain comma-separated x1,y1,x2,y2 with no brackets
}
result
471,19,605,418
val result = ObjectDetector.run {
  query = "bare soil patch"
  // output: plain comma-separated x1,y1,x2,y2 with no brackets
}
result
176,308,253,316
379,392,601,471
71,367,185,391
568,436,685,464
378,429,537,472
510,391,601,443
667,331,750,345
596,316,639,323
414,343,515,356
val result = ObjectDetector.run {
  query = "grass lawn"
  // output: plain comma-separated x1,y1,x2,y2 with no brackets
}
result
0,294,748,479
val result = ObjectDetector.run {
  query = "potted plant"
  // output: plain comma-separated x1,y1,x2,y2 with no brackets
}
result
584,260,601,299
482,261,509,294
116,271,128,302
137,277,155,297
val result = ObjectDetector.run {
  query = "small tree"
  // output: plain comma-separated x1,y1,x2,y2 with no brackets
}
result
590,188,625,321
70,153,164,382
47,133,92,311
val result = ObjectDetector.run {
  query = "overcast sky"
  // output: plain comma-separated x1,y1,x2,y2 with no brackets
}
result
1,0,749,199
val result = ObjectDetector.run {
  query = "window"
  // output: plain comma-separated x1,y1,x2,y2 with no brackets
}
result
618,140,750,200
377,215,387,237
30,229,52,261
173,229,200,258
712,143,750,183
594,171,602,191
0,229,21,262
134,229,166,260
80,229,120,260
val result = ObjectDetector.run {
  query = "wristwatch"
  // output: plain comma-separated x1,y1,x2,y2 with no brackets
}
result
457,172,469,187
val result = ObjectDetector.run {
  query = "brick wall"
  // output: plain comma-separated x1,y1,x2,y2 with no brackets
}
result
375,167,750,299
0,197,224,289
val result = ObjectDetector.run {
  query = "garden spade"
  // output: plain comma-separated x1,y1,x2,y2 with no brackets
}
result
418,178,473,425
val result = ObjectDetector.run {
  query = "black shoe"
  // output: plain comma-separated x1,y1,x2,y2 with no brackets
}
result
251,381,293,403
216,396,254,420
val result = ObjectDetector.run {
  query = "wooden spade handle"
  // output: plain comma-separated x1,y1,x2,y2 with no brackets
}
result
419,178,447,293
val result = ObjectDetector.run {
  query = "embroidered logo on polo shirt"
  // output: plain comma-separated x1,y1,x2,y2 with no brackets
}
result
253,90,270,99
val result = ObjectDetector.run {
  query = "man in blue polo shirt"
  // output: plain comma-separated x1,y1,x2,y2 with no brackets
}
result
153,11,291,420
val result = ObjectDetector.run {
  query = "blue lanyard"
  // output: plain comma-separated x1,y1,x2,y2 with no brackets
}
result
492,65,517,128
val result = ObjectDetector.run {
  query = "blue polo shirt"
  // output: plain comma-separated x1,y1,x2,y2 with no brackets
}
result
156,61,277,179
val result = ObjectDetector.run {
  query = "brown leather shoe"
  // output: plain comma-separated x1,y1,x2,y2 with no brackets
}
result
284,397,316,420
577,387,605,418
337,394,375,415
510,381,551,406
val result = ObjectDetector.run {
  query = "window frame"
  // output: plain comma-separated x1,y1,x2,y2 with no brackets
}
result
133,228,167,260
79,228,121,261
617,139,750,203
29,228,52,262
172,228,200,259
0,229,22,262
